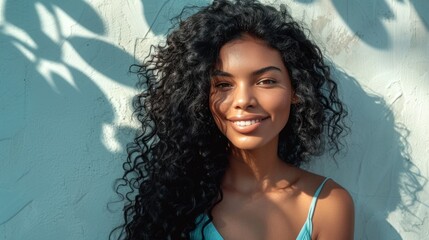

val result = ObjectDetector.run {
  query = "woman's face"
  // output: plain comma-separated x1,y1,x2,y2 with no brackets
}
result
210,35,294,151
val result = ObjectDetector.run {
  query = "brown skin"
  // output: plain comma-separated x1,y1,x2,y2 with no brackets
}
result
209,34,354,239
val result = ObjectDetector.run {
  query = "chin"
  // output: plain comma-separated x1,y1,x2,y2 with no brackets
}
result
229,138,267,151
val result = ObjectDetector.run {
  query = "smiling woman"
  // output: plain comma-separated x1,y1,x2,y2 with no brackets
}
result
115,0,354,239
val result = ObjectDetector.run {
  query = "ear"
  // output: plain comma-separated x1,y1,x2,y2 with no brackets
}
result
291,93,299,104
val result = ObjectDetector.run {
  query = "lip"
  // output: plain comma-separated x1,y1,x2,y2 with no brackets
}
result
227,115,269,134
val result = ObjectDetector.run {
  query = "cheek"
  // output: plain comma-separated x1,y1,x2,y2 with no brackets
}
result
262,93,292,122
209,90,231,117
278,102,292,126
209,94,229,132
275,95,292,111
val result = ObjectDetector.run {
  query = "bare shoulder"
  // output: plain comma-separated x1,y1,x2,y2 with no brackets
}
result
312,177,355,240
287,167,354,239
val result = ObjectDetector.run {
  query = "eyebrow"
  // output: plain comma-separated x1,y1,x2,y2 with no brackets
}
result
212,66,282,77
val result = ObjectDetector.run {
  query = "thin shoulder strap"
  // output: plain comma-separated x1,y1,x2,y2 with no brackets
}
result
296,178,330,239
307,177,330,223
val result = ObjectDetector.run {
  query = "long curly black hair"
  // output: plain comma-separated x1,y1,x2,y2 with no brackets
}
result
115,0,348,239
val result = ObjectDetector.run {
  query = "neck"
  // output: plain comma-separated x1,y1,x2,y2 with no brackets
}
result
223,138,290,193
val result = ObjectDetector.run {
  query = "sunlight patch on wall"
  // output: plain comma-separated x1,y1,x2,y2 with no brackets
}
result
2,23,37,49
101,123,122,153
35,2,60,43
36,59,77,93
12,41,36,62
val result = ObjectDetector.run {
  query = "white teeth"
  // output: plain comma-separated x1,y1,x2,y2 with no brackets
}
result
234,119,261,127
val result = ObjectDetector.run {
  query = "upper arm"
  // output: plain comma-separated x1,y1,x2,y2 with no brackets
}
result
313,180,355,240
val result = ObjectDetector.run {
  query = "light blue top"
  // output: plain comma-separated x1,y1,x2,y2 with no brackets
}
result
190,178,330,240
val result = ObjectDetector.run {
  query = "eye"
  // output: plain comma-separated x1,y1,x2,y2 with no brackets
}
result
257,79,277,85
214,82,233,89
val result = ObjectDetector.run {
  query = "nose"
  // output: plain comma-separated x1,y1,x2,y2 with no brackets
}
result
233,83,256,110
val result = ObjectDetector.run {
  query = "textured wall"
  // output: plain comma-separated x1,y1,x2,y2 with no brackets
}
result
0,0,428,239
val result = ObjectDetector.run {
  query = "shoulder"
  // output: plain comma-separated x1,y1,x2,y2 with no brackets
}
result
287,167,354,239
312,177,355,240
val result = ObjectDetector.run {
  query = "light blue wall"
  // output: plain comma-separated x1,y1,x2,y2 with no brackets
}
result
0,0,428,239
0,0,137,239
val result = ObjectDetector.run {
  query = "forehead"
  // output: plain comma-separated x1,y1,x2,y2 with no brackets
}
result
216,35,285,72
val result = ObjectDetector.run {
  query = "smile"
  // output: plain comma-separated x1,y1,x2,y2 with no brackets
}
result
233,119,262,127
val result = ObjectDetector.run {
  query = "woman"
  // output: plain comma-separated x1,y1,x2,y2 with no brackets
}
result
117,0,354,239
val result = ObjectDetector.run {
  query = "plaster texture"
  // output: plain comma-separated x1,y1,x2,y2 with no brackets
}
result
0,0,428,239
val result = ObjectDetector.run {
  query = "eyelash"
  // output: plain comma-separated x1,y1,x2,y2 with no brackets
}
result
215,82,232,89
213,78,277,89
257,79,277,85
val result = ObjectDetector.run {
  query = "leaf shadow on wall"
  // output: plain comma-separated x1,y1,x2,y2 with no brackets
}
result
307,66,427,239
140,0,211,37
0,0,136,239
293,0,429,49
